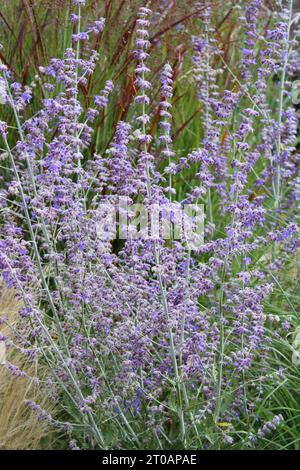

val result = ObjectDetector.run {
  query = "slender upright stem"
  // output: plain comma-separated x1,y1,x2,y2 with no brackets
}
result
140,67,186,445
274,0,293,210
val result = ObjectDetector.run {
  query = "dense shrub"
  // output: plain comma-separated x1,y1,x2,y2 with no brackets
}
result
0,0,299,449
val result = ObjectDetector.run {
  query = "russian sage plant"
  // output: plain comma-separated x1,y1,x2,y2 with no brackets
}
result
0,0,299,450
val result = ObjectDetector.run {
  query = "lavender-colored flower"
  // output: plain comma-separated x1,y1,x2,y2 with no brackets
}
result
94,80,114,108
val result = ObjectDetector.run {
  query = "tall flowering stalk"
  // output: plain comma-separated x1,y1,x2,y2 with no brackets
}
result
273,0,294,211
134,6,188,443
192,0,222,226
159,63,176,201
